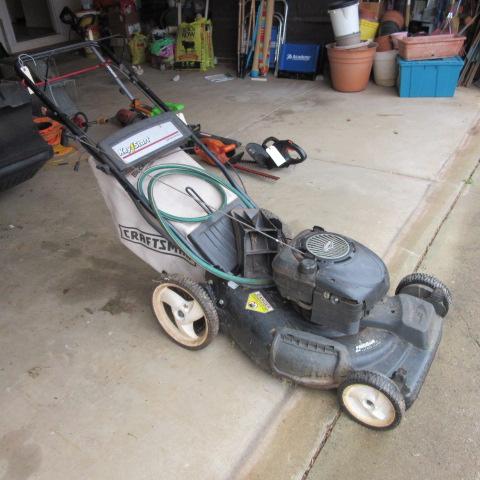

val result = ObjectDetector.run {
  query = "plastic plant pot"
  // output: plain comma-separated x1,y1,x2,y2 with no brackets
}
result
327,41,378,92
328,0,361,46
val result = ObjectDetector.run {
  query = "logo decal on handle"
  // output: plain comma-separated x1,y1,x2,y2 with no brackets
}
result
112,122,183,164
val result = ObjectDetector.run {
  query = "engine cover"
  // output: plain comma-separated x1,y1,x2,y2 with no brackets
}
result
272,228,389,335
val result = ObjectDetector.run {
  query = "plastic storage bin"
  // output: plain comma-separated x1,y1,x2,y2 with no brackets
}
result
397,56,464,97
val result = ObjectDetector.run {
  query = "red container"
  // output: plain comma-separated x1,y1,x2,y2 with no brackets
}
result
398,34,466,60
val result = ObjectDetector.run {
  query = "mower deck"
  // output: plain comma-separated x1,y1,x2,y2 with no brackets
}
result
217,284,443,408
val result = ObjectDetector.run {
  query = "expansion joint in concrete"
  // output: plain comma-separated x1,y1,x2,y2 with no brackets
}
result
414,158,480,273
301,411,341,480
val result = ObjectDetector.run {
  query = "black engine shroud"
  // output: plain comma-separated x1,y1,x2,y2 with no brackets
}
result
272,228,390,335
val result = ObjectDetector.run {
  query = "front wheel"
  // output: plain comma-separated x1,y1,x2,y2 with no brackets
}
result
152,275,219,350
395,273,452,318
338,371,405,430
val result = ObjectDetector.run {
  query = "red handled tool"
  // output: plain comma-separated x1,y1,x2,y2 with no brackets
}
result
193,138,279,181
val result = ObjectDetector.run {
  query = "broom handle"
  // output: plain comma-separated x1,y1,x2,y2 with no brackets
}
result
246,0,254,53
251,0,265,76
261,0,275,75
241,0,246,52
237,0,242,75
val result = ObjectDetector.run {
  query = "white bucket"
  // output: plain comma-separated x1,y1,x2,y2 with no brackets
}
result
373,50,398,87
328,0,360,38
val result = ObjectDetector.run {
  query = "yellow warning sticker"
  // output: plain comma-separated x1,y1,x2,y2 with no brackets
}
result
245,291,274,314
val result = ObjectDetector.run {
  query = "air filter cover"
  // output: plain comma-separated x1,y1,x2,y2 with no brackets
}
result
305,233,351,260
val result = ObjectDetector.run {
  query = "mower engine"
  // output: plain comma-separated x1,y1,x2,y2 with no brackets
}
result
272,227,390,335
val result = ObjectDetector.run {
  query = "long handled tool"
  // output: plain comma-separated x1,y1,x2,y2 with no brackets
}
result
239,0,252,77
245,0,259,74
251,0,266,78
237,0,242,76
260,0,275,76
239,0,247,77
245,0,255,66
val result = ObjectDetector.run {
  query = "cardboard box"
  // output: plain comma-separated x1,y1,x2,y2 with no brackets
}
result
108,6,140,37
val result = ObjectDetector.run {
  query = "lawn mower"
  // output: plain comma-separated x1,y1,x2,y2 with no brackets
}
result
15,37,451,430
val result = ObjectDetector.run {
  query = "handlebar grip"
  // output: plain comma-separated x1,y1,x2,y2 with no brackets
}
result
261,136,280,150
285,141,307,164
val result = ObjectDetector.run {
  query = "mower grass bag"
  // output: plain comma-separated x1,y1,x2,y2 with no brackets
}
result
15,38,452,430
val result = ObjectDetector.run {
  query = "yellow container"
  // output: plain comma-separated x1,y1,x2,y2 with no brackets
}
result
360,19,379,41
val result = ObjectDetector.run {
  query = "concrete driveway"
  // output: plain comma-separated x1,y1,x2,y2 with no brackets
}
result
0,64,479,480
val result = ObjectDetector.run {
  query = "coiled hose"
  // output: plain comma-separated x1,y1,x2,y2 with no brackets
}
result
137,163,272,286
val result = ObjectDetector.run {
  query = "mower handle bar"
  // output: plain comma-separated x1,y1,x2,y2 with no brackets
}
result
16,39,110,62
14,39,243,194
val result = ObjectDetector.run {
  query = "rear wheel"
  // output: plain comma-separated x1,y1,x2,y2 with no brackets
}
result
395,273,452,317
338,371,405,430
152,275,219,350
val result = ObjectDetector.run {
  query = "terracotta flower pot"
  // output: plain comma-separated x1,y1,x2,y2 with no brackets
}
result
327,42,378,92
381,10,404,29
390,31,408,49
376,34,393,52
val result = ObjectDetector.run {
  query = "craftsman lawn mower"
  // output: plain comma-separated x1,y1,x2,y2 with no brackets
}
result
16,36,451,430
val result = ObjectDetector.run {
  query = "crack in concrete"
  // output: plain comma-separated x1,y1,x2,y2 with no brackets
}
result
306,156,436,183
301,411,341,480
413,159,480,273
458,311,480,351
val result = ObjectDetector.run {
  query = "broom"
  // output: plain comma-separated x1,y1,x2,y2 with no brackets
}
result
251,0,266,78
260,0,275,77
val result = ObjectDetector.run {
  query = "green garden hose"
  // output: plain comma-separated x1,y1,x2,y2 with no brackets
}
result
137,164,271,286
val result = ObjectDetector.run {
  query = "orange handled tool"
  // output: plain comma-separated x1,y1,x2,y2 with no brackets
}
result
194,138,279,181
194,138,237,165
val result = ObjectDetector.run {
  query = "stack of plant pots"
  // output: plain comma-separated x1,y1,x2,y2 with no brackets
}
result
376,9,404,52
327,0,377,92
372,9,406,87
328,0,362,47
358,0,381,42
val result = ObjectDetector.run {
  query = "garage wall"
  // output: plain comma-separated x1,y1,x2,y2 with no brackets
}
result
0,0,80,54
211,0,334,61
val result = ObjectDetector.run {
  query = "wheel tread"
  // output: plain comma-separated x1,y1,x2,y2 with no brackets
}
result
396,273,452,317
338,370,405,430
153,274,219,350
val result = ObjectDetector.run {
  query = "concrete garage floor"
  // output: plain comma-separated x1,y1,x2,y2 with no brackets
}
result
1,61,480,480
308,158,480,480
